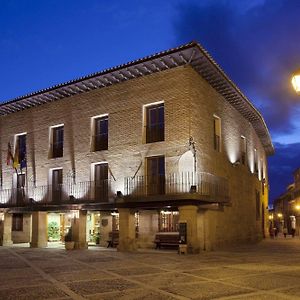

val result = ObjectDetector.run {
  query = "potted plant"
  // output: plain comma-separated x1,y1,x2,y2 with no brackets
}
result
64,228,74,250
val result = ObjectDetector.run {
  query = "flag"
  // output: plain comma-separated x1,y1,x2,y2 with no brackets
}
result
6,142,13,166
13,140,19,169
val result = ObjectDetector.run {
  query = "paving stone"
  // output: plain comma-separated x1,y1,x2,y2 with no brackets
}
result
222,273,300,290
52,269,112,282
87,288,177,300
131,271,202,287
0,285,68,300
162,281,250,299
108,266,166,276
66,278,138,296
185,266,263,280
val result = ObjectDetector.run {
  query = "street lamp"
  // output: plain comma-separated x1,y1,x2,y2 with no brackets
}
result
292,70,300,93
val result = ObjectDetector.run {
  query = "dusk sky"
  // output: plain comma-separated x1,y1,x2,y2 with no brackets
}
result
1,0,300,205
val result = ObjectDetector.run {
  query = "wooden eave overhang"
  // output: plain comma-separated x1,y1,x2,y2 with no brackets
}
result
0,41,274,155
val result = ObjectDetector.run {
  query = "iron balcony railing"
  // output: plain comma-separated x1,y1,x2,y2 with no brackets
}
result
0,180,114,208
125,172,229,202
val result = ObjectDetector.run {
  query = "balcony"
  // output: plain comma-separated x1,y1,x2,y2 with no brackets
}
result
0,180,114,208
124,172,230,204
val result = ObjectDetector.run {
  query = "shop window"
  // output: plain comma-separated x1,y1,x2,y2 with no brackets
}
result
145,102,164,143
12,213,23,231
213,116,221,152
159,211,179,232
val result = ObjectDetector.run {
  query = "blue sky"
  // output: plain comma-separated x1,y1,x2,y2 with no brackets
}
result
1,0,300,204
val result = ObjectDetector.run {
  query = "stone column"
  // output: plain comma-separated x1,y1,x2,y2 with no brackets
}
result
179,205,199,254
73,211,88,249
30,212,48,248
0,213,13,246
118,208,137,252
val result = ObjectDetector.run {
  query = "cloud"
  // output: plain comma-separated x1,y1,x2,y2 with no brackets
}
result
268,142,300,204
173,0,300,140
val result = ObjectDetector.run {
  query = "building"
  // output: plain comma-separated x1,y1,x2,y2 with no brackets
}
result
272,168,300,235
0,41,274,253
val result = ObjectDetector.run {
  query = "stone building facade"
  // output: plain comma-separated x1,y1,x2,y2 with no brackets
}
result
0,41,273,252
272,168,300,236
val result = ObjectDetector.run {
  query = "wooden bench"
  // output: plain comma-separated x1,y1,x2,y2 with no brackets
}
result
107,231,119,248
154,232,180,249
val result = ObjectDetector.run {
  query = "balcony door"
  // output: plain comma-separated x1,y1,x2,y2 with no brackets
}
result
146,156,165,195
16,174,25,205
52,169,63,203
94,163,108,202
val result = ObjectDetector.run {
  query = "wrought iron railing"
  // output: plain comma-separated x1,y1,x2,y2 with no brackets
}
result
125,172,229,202
0,180,114,208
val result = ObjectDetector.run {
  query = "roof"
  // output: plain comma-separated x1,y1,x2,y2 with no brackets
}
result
0,41,274,155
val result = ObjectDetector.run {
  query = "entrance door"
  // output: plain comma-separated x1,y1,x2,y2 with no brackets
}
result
94,163,108,202
146,156,165,195
16,174,25,205
52,169,63,203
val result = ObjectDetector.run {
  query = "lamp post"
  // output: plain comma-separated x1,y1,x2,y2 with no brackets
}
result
292,70,300,93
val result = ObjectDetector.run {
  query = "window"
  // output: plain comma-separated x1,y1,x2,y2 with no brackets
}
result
254,149,258,174
93,115,108,151
159,211,179,232
51,125,64,158
213,116,221,152
241,136,246,165
145,103,164,143
12,214,23,231
15,134,27,169
146,156,165,195
94,163,109,202
256,190,260,220
52,169,63,203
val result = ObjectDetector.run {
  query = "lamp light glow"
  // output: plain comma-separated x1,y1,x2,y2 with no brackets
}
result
292,71,300,93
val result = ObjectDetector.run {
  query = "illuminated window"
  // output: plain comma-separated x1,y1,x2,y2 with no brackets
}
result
12,213,23,231
240,136,246,165
158,211,179,232
50,125,64,158
213,116,221,152
92,115,108,151
145,103,164,143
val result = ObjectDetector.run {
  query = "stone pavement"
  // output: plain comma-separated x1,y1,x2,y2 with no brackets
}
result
1,238,300,300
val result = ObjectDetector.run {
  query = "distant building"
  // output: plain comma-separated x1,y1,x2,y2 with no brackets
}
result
272,169,300,236
0,41,273,252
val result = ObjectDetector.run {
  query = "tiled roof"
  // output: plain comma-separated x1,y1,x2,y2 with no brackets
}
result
0,41,274,155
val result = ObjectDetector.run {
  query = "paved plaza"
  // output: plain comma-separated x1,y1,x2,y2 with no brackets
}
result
1,238,300,300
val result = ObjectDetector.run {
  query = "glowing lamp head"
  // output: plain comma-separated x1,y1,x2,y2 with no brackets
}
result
292,70,300,93
277,213,283,218
295,205,300,211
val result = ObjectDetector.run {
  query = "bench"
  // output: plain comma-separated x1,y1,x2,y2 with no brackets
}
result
107,231,119,248
154,232,180,249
